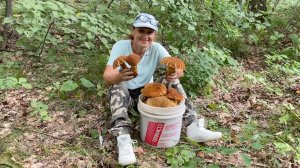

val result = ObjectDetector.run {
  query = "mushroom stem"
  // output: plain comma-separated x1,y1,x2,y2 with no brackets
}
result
166,67,176,76
126,53,140,78
131,66,138,77
160,57,185,77
120,63,128,69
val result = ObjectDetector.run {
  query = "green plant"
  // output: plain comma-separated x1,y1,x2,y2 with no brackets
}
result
244,73,267,86
279,103,300,125
0,77,32,90
182,43,237,95
80,78,95,88
269,31,285,45
10,0,125,57
59,80,79,92
274,137,300,164
96,82,107,97
265,53,300,75
0,53,22,78
165,145,198,168
30,100,51,121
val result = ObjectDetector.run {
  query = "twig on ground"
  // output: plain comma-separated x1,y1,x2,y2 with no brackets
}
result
253,162,269,167
0,49,16,52
18,127,72,145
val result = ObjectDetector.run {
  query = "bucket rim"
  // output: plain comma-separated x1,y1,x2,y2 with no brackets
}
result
138,95,185,109
139,106,185,119
138,95,186,116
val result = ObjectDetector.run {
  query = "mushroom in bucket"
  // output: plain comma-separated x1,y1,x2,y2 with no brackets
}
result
141,83,184,108
166,88,184,104
113,53,141,77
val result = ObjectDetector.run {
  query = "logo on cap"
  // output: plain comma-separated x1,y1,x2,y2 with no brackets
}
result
133,13,159,31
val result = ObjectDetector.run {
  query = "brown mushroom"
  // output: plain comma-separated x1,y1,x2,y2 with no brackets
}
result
126,53,141,77
113,55,128,69
146,96,177,107
166,88,184,104
141,83,167,97
160,57,185,76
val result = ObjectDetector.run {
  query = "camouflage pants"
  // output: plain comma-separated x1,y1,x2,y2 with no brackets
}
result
107,77,197,137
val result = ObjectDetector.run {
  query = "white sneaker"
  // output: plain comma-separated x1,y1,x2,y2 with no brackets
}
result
198,118,205,128
117,134,137,166
187,119,222,142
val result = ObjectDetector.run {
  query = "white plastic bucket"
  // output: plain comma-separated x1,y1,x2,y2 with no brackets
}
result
138,95,185,148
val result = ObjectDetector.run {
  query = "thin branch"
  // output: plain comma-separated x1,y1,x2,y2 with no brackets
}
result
37,20,54,58
0,49,16,52
272,0,280,12
145,0,152,9
29,129,71,143
55,0,80,11
108,0,115,8
13,127,72,144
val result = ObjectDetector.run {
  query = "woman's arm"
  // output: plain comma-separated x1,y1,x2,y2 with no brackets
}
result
103,65,134,85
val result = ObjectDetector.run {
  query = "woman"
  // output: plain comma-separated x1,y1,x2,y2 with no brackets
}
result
103,13,222,166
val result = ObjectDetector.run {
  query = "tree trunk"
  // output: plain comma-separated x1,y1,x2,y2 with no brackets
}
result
2,0,13,49
209,0,216,27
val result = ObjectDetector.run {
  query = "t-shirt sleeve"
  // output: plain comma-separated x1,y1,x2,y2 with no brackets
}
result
155,43,170,65
107,42,124,66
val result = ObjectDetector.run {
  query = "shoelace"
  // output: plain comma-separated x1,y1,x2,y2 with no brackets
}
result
119,138,137,147
119,139,137,156
196,119,206,128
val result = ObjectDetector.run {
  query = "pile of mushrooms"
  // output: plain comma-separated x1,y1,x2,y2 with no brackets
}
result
141,83,184,108
113,53,140,77
160,57,185,76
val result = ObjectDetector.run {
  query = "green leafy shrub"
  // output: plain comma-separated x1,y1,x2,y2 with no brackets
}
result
265,53,300,75
181,43,237,95
10,0,125,56
30,100,50,121
274,137,300,164
166,145,198,168
0,77,32,90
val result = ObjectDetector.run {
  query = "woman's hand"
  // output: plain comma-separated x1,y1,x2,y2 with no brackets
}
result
166,69,184,82
118,68,134,82
103,66,134,85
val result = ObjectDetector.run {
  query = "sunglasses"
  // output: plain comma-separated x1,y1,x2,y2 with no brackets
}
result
135,15,159,27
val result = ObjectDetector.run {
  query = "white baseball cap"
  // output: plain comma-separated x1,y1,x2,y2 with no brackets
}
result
133,13,159,31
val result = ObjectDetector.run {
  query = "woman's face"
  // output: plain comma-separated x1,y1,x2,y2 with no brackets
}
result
132,27,156,50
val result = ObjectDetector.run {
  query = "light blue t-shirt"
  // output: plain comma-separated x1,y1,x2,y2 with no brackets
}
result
107,40,170,89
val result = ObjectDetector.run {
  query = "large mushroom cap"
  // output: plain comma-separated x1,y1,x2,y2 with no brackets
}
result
141,83,167,97
160,57,185,70
146,96,177,107
113,56,128,69
166,88,184,103
126,53,140,66
126,53,141,77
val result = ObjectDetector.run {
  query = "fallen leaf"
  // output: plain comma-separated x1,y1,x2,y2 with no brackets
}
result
231,125,241,132
197,152,205,158
134,146,145,155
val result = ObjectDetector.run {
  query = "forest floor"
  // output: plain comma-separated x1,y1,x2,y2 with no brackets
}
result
1,42,300,168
